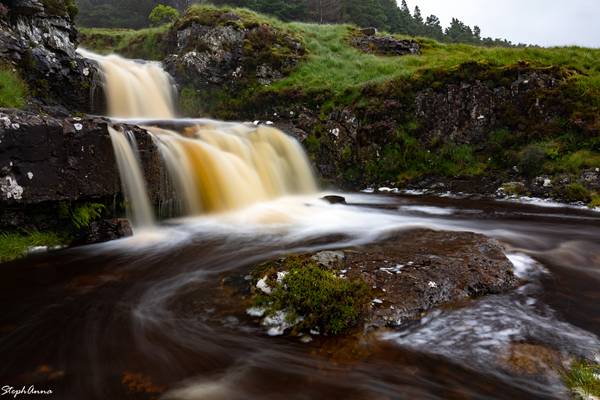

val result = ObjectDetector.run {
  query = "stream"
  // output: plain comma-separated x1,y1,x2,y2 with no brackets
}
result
1,193,599,399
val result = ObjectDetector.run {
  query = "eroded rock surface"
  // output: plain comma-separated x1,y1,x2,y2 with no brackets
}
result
0,0,102,112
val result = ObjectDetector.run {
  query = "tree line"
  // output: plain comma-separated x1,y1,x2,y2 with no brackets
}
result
76,0,517,46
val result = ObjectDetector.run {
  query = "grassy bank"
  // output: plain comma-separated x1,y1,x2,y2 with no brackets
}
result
0,231,68,263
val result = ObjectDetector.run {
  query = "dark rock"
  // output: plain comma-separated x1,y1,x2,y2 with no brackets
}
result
77,218,133,244
321,195,347,204
0,1,101,113
360,27,378,37
351,33,420,56
0,109,161,231
340,230,520,328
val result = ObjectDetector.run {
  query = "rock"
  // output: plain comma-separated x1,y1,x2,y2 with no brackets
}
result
311,250,345,268
321,195,347,204
0,109,161,231
341,230,520,328
245,230,519,333
164,8,304,106
351,32,420,56
0,1,102,113
360,27,378,36
77,218,133,244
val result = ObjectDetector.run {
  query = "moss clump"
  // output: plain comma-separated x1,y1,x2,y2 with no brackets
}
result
70,203,105,229
0,66,27,108
563,360,600,398
254,257,371,335
560,182,592,203
0,231,69,264
590,193,600,208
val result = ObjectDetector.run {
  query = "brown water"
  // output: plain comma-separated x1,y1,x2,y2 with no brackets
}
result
1,193,599,399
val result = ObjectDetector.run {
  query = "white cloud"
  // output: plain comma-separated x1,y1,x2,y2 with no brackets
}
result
403,0,600,47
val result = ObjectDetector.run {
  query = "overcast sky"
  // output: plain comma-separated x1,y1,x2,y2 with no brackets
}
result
404,0,600,47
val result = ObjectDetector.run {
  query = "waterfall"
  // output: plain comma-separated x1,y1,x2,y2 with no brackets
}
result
78,49,317,227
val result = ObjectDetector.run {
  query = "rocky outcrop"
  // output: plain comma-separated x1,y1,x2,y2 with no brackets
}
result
0,109,161,230
206,229,520,337
163,7,304,113
0,0,101,113
351,30,420,56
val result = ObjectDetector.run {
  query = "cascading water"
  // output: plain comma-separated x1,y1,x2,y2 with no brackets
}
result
78,49,317,227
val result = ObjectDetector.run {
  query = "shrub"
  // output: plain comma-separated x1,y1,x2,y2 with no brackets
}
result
254,257,371,335
561,183,592,203
518,144,546,177
563,360,600,398
0,67,27,108
148,4,179,27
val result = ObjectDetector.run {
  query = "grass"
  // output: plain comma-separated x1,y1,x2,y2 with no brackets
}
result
0,231,68,264
79,25,170,60
563,360,600,398
70,203,105,229
0,67,27,108
271,23,600,97
254,256,371,335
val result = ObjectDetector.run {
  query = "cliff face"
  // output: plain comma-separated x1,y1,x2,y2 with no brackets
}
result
0,0,101,113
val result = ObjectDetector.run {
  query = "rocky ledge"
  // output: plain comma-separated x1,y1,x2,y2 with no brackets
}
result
0,109,160,231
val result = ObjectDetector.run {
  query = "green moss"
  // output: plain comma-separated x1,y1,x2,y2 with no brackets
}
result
178,86,203,117
563,360,600,398
551,150,600,174
559,182,592,203
254,257,371,335
501,182,527,197
590,193,600,208
0,231,69,264
303,134,321,155
518,144,546,177
71,203,105,229
0,67,27,108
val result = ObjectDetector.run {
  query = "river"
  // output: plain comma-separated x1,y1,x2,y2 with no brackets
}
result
1,192,599,399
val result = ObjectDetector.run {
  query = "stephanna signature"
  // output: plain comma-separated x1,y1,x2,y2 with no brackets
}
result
1,386,53,398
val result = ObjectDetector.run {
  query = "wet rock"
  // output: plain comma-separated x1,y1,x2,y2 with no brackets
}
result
311,250,345,268
351,32,420,56
78,218,133,244
0,1,102,113
321,195,347,205
0,109,161,231
342,230,520,328
246,230,520,334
